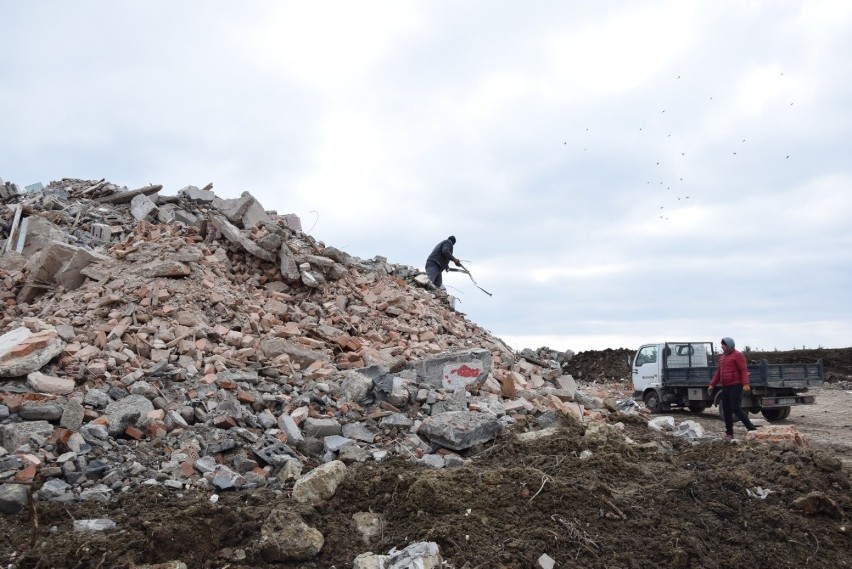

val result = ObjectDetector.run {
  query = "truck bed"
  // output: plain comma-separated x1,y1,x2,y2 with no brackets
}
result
662,360,824,388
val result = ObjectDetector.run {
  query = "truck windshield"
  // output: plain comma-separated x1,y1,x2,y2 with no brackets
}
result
636,346,657,366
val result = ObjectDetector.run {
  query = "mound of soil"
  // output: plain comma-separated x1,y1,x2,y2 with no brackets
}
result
563,347,852,385
562,348,633,383
3,416,849,568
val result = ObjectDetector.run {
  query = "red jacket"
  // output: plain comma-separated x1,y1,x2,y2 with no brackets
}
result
710,349,749,387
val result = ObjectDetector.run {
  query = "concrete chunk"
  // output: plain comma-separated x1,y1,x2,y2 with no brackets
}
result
210,214,276,262
407,349,491,389
0,328,65,378
417,411,503,451
130,193,158,221
0,483,29,514
292,460,347,504
27,371,75,395
178,185,216,202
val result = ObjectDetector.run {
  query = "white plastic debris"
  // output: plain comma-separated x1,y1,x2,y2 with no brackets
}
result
746,487,774,499
672,420,705,440
616,397,641,413
210,493,219,503
648,416,675,432
73,519,116,532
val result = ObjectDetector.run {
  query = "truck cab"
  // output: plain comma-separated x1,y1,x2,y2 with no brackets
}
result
632,341,711,395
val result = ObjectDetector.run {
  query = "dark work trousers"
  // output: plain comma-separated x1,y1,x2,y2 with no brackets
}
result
721,384,756,435
425,261,443,287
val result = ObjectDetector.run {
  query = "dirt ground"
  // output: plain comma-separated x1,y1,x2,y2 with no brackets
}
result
2,348,850,569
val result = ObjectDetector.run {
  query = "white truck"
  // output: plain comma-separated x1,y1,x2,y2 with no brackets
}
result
631,341,823,421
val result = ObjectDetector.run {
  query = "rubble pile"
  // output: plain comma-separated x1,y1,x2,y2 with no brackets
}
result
1,177,599,509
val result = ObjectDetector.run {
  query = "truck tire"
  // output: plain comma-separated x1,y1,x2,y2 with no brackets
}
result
644,390,662,414
761,407,791,422
688,403,707,413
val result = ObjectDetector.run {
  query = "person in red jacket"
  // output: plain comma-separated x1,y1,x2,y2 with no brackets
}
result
708,337,757,441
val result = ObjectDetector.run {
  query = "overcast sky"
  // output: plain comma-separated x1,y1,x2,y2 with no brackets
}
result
2,1,851,353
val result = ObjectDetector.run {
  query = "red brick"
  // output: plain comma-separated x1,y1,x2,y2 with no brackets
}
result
15,464,37,482
179,461,195,478
125,426,144,440
236,391,255,404
213,415,237,429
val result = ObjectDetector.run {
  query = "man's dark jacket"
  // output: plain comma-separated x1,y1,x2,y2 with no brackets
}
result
426,239,455,270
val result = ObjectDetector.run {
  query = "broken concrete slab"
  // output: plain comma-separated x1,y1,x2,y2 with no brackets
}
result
291,460,347,505
95,184,163,204
0,327,65,378
177,185,216,202
210,214,276,262
17,241,79,303
0,483,28,514
56,247,111,291
130,193,159,221
135,260,191,278
417,411,503,451
212,191,271,229
26,371,75,394
407,349,491,390
0,420,55,451
103,395,155,437
17,216,68,258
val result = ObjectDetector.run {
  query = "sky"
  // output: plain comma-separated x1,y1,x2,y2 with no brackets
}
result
2,1,851,353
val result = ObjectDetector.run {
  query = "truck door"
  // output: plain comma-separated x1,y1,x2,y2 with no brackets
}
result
632,344,660,394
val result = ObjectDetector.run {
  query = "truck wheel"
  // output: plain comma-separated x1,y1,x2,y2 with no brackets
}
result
644,391,662,414
688,403,707,413
761,407,791,422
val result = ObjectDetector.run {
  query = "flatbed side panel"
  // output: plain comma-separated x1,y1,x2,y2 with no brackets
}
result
662,361,824,388
662,368,715,385
763,361,824,388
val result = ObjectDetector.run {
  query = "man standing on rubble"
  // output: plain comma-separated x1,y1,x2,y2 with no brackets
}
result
425,235,461,288
708,337,758,441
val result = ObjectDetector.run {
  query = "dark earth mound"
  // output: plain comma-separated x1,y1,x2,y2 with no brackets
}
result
563,347,852,385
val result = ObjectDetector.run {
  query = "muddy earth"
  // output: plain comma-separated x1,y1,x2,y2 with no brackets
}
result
2,348,850,569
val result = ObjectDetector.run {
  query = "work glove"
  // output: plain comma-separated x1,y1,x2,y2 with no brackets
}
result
453,259,461,267
743,384,751,392
707,386,714,396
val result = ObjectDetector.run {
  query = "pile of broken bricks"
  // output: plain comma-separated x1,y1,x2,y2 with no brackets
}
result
1,177,620,512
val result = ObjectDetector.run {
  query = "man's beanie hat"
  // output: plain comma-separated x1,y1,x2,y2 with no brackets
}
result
721,337,735,348
448,235,456,244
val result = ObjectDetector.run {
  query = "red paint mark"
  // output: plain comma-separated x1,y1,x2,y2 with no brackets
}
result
450,364,480,378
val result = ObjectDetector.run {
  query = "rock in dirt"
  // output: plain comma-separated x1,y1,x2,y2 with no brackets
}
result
256,510,324,561
291,460,347,504
790,491,843,518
